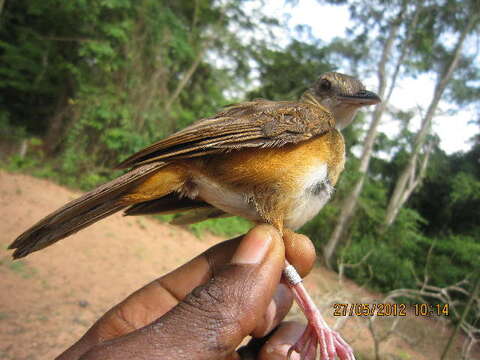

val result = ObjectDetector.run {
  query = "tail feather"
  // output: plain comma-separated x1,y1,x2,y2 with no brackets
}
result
9,163,165,259
124,193,210,216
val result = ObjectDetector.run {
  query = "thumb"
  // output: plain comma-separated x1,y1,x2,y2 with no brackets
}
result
81,225,286,360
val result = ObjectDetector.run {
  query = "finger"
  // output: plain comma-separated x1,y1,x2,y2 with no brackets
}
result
155,229,316,305
251,283,292,338
156,235,243,301
283,229,316,278
92,229,315,335
80,225,285,360
258,322,307,360
81,235,245,342
65,228,316,358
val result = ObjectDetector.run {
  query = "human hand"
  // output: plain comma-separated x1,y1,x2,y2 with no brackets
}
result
57,225,316,360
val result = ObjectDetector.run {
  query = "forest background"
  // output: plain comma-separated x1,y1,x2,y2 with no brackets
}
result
0,0,478,356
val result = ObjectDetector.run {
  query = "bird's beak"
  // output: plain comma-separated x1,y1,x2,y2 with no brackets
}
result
338,90,381,106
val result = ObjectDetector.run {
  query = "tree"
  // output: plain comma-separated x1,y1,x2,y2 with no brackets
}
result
385,1,480,227
322,0,423,267
0,0,271,188
248,39,333,101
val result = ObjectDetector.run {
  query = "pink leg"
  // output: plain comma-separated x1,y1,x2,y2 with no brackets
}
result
283,262,355,360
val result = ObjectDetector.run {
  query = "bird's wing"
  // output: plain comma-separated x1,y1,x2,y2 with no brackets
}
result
116,99,335,169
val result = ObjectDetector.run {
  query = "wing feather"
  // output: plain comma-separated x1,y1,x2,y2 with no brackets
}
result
116,100,334,169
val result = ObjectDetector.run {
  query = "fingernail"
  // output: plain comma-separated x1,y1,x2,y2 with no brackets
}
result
231,226,276,264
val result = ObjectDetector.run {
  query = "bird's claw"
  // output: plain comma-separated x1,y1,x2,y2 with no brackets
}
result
287,323,355,360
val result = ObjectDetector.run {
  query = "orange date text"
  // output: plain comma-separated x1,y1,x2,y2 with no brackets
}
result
332,303,407,317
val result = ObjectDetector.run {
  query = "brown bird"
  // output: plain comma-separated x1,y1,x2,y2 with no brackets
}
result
9,72,380,360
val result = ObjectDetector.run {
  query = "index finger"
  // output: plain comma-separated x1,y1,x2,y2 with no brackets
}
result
83,234,247,341
107,228,316,328
139,228,316,318
88,228,315,338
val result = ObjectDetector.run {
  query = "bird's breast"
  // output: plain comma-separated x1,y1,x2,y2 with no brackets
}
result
181,131,345,229
284,162,334,230
186,161,333,230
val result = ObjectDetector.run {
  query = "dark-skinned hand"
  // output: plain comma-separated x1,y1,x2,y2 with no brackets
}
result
56,225,316,360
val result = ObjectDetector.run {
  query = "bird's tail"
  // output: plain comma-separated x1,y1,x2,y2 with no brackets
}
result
9,162,185,259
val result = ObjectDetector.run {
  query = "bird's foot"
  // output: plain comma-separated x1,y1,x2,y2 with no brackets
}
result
286,321,354,360
283,264,355,360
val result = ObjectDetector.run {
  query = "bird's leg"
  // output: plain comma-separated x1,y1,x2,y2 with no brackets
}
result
282,262,355,360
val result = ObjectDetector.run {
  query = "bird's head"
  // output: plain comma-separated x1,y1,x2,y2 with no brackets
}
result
305,72,381,130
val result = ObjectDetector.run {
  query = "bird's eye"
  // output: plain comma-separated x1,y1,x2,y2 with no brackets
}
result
320,79,331,91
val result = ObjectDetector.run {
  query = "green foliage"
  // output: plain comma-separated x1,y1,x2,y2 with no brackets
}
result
411,144,480,237
340,207,428,292
1,0,258,177
248,40,333,101
432,235,480,285
450,172,480,203
153,214,250,238
189,217,251,238
319,174,429,292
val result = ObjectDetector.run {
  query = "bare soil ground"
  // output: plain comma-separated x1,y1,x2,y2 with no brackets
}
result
0,171,477,359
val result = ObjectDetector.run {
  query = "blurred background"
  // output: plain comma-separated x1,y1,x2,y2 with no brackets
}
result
0,0,479,359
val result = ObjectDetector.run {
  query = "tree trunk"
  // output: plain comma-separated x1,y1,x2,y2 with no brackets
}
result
164,46,206,115
44,76,74,156
323,2,410,267
384,133,433,227
384,14,478,228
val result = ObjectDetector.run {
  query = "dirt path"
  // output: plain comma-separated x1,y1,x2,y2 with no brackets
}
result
0,171,220,359
0,171,476,359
